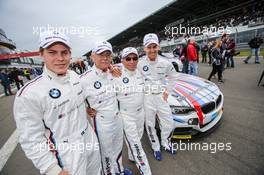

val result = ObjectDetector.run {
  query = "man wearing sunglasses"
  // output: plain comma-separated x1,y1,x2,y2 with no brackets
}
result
114,47,152,175
80,41,132,175
138,33,177,161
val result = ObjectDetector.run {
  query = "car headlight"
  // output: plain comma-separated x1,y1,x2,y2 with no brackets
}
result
188,118,199,125
170,106,195,115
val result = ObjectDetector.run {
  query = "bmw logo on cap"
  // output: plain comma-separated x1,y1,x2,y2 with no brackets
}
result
143,65,149,72
123,77,129,84
49,88,61,98
94,81,102,89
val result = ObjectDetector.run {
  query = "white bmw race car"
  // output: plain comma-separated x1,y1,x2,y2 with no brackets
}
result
167,73,224,139
159,52,183,72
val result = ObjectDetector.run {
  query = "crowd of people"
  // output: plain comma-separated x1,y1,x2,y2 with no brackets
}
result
69,59,92,74
0,67,42,96
171,32,264,83
161,1,264,41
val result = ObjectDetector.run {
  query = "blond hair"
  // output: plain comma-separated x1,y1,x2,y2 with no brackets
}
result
214,39,222,48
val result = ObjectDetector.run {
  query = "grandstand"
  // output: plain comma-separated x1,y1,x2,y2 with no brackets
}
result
0,28,43,68
83,0,264,60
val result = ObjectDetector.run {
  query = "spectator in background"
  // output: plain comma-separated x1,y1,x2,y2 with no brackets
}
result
196,42,200,63
30,67,38,78
23,68,31,80
226,38,236,68
244,34,263,64
208,41,215,65
0,69,13,96
208,39,224,83
83,60,90,70
35,67,43,75
220,34,229,70
173,45,181,57
201,41,209,63
187,37,198,76
180,39,189,74
87,58,94,67
9,67,24,90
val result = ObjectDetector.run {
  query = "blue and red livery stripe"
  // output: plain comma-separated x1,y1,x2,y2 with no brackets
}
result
175,84,206,106
175,87,204,125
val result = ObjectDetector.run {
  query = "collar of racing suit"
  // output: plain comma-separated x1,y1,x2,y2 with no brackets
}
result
43,66,70,84
93,65,109,78
147,55,158,65
123,66,136,76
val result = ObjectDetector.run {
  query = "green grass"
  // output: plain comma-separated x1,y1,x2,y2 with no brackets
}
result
238,49,264,57
199,49,264,58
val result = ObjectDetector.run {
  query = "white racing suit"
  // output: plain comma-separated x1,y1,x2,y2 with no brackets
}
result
80,66,124,175
13,67,101,175
114,66,152,175
137,56,177,151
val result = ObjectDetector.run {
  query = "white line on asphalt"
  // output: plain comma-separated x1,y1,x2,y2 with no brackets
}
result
0,129,19,172
0,87,17,98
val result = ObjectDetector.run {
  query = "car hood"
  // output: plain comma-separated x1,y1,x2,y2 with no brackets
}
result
168,73,221,107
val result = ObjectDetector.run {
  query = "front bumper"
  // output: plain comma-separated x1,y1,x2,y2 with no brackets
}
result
171,94,224,139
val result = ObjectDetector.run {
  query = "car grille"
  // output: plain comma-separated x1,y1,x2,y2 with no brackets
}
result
201,95,222,114
201,102,215,114
173,127,193,134
216,95,222,108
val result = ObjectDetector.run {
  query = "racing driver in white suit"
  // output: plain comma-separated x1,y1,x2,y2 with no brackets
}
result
114,47,152,175
138,33,178,161
80,41,132,175
13,31,101,175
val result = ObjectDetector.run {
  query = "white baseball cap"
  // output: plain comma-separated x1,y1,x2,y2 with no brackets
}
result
39,31,70,49
92,41,113,54
121,47,138,58
143,33,159,47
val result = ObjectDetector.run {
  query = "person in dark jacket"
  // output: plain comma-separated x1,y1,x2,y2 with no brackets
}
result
226,38,236,68
9,67,24,90
0,69,13,96
208,41,215,65
196,42,200,63
180,39,189,74
244,34,263,64
220,34,228,70
173,45,181,57
201,41,208,63
208,39,224,83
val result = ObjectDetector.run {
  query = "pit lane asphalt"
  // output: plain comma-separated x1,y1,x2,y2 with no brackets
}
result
0,57,263,175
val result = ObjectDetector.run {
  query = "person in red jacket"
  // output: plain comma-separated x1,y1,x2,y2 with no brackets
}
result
187,37,198,75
